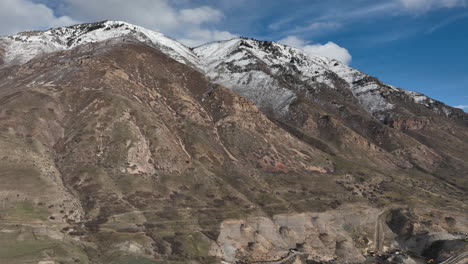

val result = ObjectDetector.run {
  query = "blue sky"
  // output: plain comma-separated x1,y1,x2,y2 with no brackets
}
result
1,0,467,109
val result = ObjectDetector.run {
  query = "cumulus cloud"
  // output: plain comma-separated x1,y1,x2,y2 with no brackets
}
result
0,0,237,47
0,0,77,35
279,36,352,65
397,0,467,12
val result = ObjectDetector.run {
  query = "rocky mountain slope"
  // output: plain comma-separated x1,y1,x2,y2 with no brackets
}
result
0,21,467,264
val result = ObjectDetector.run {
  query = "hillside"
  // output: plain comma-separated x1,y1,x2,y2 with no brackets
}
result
0,21,466,264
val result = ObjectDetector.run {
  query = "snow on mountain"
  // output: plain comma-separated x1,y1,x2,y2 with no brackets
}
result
193,38,461,120
1,21,456,120
0,21,198,67
194,38,397,117
194,39,299,114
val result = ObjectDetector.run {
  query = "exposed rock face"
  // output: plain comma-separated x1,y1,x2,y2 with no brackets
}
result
212,204,377,263
0,22,466,264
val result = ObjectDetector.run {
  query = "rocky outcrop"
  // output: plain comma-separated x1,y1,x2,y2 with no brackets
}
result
211,205,468,264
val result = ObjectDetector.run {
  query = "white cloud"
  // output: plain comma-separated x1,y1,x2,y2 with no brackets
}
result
454,104,468,109
303,42,352,65
179,7,223,25
279,36,352,65
428,12,468,33
278,36,309,48
289,22,342,34
57,0,236,47
314,1,466,23
0,0,236,47
397,0,467,12
0,0,77,35
271,20,342,35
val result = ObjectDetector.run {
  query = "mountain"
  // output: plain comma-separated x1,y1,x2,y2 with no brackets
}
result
194,38,464,120
0,20,198,67
0,21,467,264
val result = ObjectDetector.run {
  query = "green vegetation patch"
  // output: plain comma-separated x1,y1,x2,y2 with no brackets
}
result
2,201,49,221
0,233,89,264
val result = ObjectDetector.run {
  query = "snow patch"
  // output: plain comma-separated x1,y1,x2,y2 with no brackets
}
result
1,21,198,66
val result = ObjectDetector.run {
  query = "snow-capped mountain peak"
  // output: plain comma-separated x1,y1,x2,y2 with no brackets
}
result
0,20,198,66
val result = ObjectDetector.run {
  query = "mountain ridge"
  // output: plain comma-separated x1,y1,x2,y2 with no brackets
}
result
1,20,465,122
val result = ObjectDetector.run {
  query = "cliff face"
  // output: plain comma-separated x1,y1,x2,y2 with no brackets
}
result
0,22,466,264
